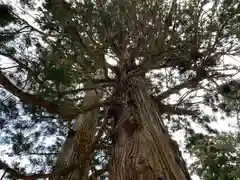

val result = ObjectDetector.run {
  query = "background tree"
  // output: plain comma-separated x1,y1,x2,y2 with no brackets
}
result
186,80,240,180
0,0,239,179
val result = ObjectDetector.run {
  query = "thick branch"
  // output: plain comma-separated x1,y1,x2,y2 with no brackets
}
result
0,71,59,113
0,71,109,119
155,71,231,101
155,76,203,100
59,80,115,96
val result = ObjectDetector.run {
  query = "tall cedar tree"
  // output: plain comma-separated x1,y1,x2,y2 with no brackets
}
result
0,0,239,179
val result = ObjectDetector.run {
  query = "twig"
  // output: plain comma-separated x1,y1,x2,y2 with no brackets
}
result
0,65,19,70
0,159,53,180
12,12,48,38
0,171,6,180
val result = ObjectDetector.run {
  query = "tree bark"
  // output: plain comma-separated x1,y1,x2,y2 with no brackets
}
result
51,89,101,180
110,76,192,180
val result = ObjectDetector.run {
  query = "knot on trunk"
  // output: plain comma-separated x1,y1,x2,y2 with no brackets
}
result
123,117,140,137
135,155,148,173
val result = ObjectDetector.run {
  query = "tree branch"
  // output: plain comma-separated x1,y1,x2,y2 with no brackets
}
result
0,109,111,180
59,80,115,96
0,52,52,93
0,71,110,119
28,152,59,156
12,12,48,38
0,171,6,180
0,160,53,180
158,103,200,116
155,71,233,101
155,78,200,100
0,71,61,113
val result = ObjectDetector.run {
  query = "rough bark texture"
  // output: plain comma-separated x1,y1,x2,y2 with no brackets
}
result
110,76,192,180
51,89,101,180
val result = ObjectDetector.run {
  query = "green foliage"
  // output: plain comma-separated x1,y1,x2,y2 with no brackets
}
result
187,131,240,180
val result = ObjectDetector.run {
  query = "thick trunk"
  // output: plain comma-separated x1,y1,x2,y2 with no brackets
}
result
110,76,191,180
51,89,101,180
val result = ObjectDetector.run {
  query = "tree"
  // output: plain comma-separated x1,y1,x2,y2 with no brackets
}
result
187,131,240,180
187,80,240,180
0,0,239,179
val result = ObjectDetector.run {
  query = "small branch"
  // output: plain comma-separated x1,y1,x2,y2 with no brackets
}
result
0,160,53,180
0,171,6,180
158,103,200,116
59,81,115,96
0,52,52,93
28,152,59,156
176,88,200,106
64,23,115,79
0,65,19,70
12,12,48,37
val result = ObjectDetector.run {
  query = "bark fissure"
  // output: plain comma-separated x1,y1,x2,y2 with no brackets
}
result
110,75,192,180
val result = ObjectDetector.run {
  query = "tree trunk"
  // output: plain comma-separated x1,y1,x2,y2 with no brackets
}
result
51,89,101,180
110,76,191,180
